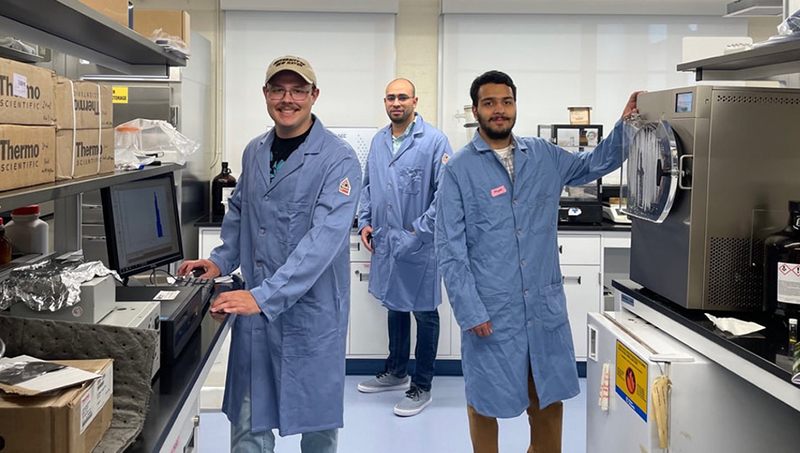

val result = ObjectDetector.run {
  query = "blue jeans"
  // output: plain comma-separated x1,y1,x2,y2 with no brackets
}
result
231,391,338,453
385,308,440,391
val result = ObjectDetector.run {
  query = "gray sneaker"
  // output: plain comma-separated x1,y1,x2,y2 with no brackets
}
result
357,371,411,393
393,386,432,417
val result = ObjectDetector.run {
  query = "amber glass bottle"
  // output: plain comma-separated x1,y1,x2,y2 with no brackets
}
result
0,218,12,265
211,162,237,218
764,201,800,315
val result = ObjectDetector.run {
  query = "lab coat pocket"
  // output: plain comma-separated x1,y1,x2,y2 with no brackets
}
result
538,282,569,331
480,295,520,344
531,195,558,235
398,166,423,194
275,200,312,247
281,302,321,357
393,230,425,263
371,226,387,256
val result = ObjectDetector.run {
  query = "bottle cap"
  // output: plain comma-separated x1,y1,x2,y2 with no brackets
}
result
11,205,40,216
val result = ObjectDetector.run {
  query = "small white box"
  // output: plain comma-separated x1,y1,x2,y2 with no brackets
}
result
99,301,161,379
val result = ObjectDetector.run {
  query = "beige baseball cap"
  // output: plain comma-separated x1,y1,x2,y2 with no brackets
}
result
265,55,317,86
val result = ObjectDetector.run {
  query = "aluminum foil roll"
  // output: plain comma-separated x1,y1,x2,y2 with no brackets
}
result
0,260,118,312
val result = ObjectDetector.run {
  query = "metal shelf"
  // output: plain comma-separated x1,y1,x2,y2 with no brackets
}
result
0,45,43,63
0,0,186,75
677,38,800,81
0,164,182,213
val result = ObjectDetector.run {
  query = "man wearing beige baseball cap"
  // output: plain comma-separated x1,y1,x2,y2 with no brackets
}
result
180,55,362,452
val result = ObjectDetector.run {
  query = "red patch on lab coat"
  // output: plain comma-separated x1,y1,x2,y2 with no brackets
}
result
339,178,351,196
491,185,507,197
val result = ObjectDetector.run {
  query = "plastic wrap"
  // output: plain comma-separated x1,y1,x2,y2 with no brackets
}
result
752,9,800,48
0,260,118,312
114,118,199,167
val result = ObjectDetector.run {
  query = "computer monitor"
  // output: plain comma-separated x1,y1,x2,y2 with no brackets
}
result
101,172,183,279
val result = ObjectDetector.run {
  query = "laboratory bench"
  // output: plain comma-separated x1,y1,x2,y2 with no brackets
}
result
612,279,800,412
127,310,231,452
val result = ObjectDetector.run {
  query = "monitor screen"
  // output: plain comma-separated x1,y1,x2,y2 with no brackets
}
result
101,173,183,278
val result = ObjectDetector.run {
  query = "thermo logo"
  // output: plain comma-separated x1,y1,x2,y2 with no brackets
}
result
75,141,100,157
0,75,41,99
0,139,39,160
74,99,99,114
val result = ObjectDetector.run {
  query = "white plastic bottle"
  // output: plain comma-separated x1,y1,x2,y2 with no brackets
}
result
5,205,49,254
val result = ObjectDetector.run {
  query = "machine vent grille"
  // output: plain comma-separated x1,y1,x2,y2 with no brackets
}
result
708,237,763,310
716,94,800,105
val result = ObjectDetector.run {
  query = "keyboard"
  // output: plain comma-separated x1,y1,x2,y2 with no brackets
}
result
173,276,216,304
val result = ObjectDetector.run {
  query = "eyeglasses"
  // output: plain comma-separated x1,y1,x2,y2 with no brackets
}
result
266,85,313,101
385,94,411,102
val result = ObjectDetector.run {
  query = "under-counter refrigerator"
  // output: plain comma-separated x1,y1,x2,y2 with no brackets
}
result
586,312,800,453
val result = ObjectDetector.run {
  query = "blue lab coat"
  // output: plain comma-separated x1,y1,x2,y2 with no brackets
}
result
357,114,452,312
435,120,624,417
209,117,361,436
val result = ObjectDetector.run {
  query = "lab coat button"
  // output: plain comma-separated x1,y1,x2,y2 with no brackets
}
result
256,262,262,268
388,205,392,210
526,320,532,327
513,199,518,205
264,195,269,201
387,183,393,189
259,228,266,235
517,229,522,236
520,259,526,266
523,289,529,297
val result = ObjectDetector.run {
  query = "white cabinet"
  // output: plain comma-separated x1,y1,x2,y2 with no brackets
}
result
558,233,602,360
348,234,453,359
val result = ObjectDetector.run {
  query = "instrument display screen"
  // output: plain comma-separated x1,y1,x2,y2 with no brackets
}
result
676,92,693,113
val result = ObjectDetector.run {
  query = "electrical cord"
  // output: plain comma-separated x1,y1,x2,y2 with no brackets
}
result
150,268,176,284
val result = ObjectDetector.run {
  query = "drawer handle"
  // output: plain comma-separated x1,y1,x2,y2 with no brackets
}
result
559,245,563,254
355,270,370,282
562,275,582,285
350,242,361,252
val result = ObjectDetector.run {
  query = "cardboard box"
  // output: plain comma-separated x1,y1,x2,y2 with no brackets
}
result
133,9,190,47
77,0,129,28
568,106,591,125
0,57,55,126
0,125,56,192
55,77,113,130
0,359,113,453
56,128,114,180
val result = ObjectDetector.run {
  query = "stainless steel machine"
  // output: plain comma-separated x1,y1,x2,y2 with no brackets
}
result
627,86,800,311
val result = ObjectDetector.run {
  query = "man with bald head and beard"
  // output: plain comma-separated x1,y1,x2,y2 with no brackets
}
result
436,70,640,452
356,78,453,417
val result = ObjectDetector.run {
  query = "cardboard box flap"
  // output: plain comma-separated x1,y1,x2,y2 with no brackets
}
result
0,355,101,396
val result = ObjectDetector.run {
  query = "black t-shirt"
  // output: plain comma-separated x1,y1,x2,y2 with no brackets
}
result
270,119,314,180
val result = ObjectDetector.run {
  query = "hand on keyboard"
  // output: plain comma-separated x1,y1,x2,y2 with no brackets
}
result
173,275,216,304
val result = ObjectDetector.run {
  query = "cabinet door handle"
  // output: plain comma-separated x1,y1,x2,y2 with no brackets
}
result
350,242,361,251
355,270,370,282
562,275,582,285
559,245,563,254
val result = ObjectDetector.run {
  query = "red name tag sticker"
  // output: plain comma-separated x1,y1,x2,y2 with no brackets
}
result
491,185,507,197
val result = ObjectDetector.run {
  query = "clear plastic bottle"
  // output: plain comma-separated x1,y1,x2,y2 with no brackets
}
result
0,218,11,265
212,162,237,218
5,205,49,254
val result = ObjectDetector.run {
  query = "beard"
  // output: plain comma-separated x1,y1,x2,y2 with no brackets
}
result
389,109,413,125
476,110,516,140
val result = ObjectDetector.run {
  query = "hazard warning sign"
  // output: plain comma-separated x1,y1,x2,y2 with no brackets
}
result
777,262,800,304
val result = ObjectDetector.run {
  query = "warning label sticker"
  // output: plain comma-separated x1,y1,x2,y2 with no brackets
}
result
615,340,648,422
777,262,800,304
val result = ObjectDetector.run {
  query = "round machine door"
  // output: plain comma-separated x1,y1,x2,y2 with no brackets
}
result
622,119,682,223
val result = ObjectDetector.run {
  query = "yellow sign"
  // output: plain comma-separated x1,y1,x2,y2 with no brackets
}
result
615,340,648,422
112,86,128,104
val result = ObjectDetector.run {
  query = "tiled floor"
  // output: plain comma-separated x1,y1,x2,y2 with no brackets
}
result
199,376,587,452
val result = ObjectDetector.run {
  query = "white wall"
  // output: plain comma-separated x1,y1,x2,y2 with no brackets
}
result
223,11,395,175
440,14,748,150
